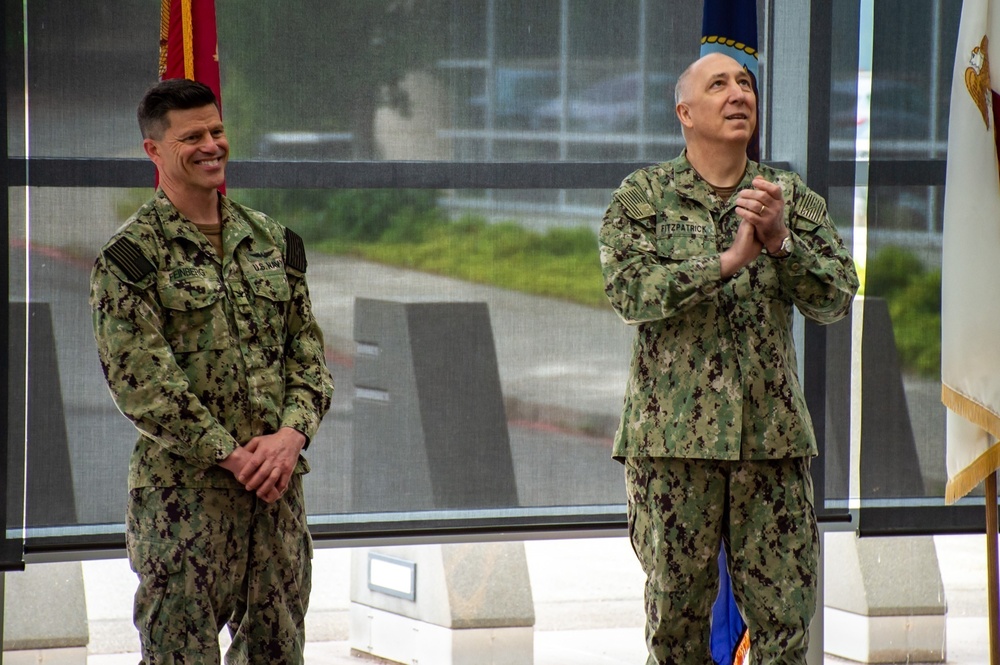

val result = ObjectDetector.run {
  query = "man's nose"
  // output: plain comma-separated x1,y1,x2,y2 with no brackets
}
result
197,134,221,152
729,82,752,103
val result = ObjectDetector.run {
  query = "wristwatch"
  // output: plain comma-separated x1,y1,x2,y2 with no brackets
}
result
770,233,794,258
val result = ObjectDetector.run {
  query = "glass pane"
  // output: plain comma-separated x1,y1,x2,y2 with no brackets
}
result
22,2,154,159
16,183,631,534
860,184,947,504
828,0,862,161
229,187,626,522
12,0,971,544
216,0,699,163
868,0,959,160
15,187,140,530
6,188,27,559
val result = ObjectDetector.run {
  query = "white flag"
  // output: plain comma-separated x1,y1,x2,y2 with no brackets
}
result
941,0,1000,503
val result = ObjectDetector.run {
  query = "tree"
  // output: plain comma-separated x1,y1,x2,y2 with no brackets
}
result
218,1,451,159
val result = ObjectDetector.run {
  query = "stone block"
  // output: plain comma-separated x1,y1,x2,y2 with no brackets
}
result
825,533,946,663
351,298,518,512
350,543,535,664
3,562,89,664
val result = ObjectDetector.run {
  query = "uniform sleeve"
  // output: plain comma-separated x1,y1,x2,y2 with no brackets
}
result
279,263,334,444
89,254,239,468
598,192,724,325
774,182,860,324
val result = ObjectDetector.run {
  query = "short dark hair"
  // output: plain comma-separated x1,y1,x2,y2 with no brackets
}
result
137,79,218,139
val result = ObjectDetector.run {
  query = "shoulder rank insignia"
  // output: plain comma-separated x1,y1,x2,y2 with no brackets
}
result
795,191,827,224
105,237,155,282
615,186,656,220
285,227,307,272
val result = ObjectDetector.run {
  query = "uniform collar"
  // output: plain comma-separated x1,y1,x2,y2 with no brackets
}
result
153,189,252,252
672,151,760,207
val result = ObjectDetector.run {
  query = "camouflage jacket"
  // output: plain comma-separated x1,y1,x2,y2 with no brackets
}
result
599,153,859,461
90,190,334,489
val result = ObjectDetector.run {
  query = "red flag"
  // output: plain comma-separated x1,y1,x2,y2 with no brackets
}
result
159,0,222,101
156,0,224,190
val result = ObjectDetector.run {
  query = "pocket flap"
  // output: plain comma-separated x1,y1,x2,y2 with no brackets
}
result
128,537,185,577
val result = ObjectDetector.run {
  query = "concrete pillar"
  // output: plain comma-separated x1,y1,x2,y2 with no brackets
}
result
3,562,89,665
350,543,535,664
351,298,519,512
825,533,946,662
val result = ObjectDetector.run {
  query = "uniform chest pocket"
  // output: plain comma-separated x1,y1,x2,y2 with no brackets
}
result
245,270,290,347
655,232,716,261
247,270,290,303
158,277,230,353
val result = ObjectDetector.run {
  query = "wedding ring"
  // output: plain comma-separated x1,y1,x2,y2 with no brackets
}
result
759,203,767,214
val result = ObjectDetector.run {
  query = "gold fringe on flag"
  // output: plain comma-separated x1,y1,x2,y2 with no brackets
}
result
158,0,170,78
943,383,1000,503
181,0,194,79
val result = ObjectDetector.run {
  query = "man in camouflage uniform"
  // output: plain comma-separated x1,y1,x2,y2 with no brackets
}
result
90,79,334,665
600,53,859,664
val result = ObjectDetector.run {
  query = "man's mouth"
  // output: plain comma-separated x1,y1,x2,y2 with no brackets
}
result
197,158,223,168
726,113,749,120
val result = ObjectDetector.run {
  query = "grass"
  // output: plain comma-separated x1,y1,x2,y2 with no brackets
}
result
315,217,608,308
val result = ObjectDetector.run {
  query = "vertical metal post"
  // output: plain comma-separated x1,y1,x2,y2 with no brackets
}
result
1,574,5,665
987,471,1000,665
803,3,835,663
2,0,11,661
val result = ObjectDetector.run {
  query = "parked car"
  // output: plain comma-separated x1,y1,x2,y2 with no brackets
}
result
530,72,672,133
468,68,559,130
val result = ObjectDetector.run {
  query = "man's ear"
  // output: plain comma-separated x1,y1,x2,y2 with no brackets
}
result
142,138,160,163
676,102,693,129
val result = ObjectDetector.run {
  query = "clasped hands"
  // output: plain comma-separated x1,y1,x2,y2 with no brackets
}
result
218,427,306,504
720,176,791,279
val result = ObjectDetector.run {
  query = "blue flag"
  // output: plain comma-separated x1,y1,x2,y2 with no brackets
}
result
700,0,760,162
711,547,749,665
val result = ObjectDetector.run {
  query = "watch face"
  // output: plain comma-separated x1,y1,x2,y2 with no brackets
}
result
781,235,794,253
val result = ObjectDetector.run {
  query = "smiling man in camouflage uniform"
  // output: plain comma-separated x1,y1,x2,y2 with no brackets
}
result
600,53,859,664
90,79,334,665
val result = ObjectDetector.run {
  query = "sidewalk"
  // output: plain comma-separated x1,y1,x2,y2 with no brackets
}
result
78,533,988,664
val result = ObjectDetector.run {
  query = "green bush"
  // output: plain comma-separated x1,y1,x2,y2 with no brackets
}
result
864,245,926,300
233,189,445,244
865,246,941,378
121,187,606,307
322,214,606,307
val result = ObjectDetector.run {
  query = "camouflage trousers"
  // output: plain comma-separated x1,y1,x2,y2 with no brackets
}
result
125,475,312,665
625,456,818,665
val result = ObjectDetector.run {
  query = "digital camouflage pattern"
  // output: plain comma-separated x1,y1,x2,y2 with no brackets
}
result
90,189,334,490
626,456,818,664
93,189,332,663
127,475,312,664
600,153,859,461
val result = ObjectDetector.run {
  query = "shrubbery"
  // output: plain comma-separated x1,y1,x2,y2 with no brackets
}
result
234,189,446,244
334,216,606,307
236,188,607,307
864,245,941,378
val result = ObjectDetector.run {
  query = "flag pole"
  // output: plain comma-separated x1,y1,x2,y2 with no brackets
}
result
987,469,999,665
